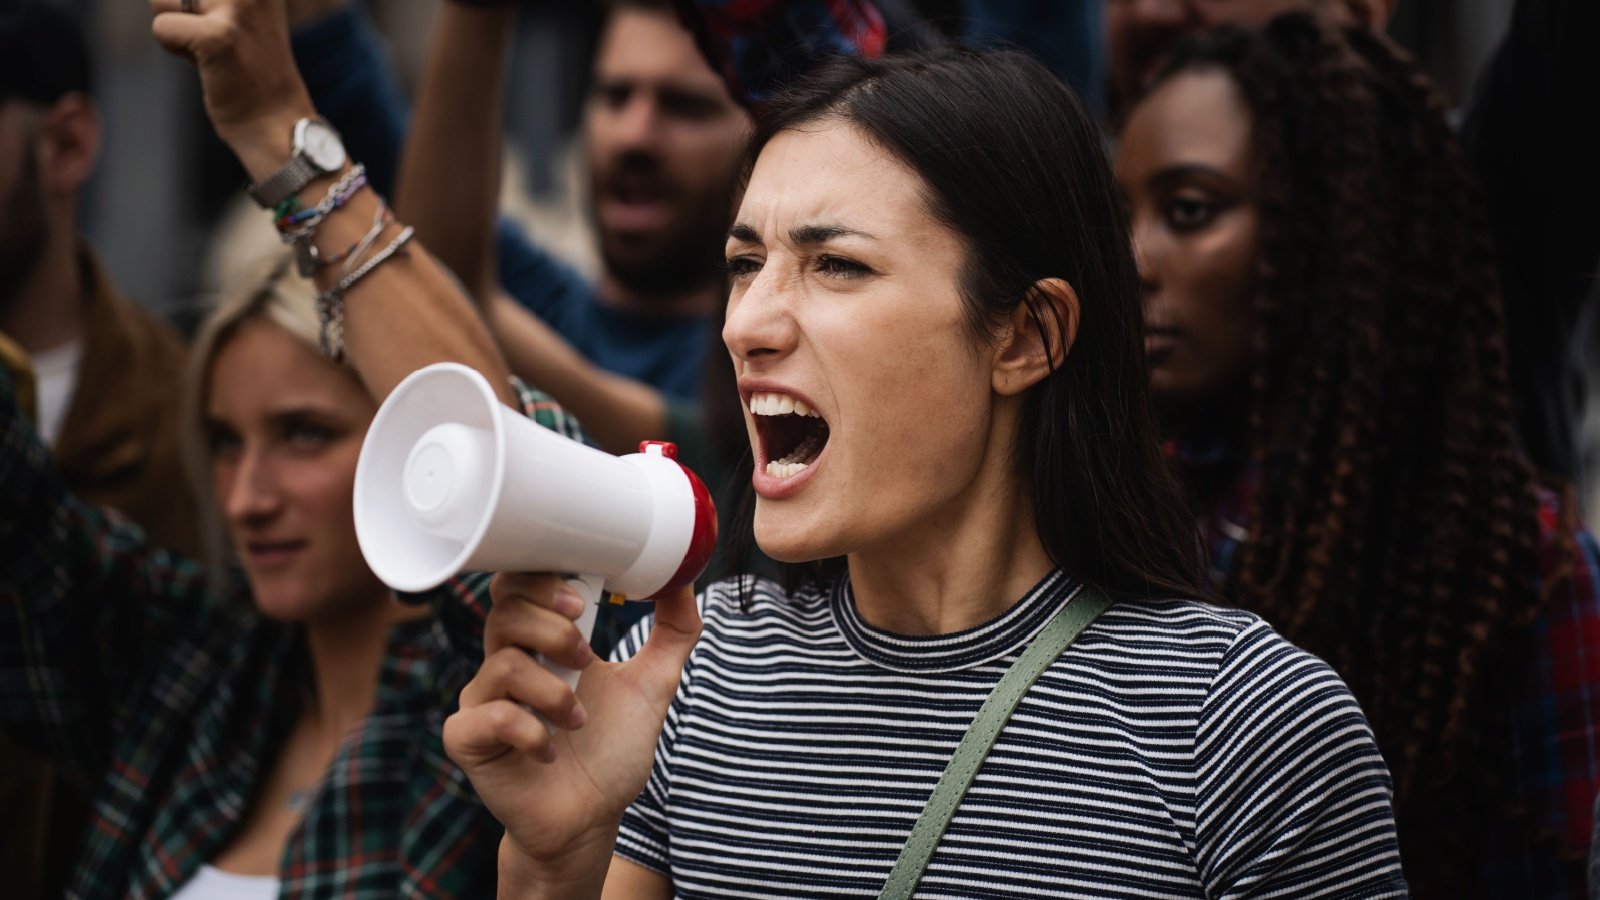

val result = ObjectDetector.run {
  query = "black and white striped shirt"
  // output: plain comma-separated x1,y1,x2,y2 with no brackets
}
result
613,570,1408,898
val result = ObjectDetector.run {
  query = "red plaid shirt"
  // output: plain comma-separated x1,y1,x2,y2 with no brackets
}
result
1178,441,1600,897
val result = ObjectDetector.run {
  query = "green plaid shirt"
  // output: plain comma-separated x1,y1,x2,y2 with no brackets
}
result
0,367,583,899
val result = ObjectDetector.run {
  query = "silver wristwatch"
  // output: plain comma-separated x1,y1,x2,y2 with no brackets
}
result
248,117,348,209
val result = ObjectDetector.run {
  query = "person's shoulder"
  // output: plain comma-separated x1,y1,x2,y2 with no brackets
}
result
1088,595,1356,713
1166,605,1402,894
1087,594,1267,663
1533,482,1600,585
701,573,829,609
1062,596,1298,716
509,377,587,445
694,575,834,640
1526,483,1600,642
608,575,833,663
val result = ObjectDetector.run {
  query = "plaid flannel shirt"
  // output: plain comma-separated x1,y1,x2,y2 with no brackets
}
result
1179,444,1600,897
0,367,583,899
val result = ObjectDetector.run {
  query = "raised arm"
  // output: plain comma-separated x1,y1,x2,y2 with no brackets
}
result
393,1,671,453
152,0,512,406
393,1,511,304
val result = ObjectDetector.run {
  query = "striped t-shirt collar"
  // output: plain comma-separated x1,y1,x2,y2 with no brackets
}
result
830,568,1083,674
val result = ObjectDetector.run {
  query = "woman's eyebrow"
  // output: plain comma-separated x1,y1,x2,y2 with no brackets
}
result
728,223,877,245
789,223,875,245
1149,163,1234,191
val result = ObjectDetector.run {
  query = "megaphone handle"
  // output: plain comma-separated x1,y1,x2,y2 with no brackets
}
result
530,573,605,735
541,572,606,691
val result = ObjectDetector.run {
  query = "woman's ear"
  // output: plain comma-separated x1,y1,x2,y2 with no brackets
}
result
992,278,1080,397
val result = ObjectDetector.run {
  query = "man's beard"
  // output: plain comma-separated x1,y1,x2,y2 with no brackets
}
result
599,225,726,299
591,151,730,301
0,146,50,315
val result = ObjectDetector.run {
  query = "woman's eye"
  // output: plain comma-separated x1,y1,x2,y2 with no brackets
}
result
1165,195,1221,232
816,255,870,278
285,422,335,451
725,256,762,280
206,428,241,459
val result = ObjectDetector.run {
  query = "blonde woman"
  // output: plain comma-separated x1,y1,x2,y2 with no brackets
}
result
0,65,581,891
1,253,566,897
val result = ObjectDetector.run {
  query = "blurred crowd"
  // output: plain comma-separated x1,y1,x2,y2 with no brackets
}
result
1,0,1597,897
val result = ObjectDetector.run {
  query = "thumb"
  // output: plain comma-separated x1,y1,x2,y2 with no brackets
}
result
628,586,701,703
150,10,214,59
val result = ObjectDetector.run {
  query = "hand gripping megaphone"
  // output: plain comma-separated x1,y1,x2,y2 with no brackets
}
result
353,363,716,698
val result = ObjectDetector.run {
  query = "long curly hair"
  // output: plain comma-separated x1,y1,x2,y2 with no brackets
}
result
1149,14,1573,891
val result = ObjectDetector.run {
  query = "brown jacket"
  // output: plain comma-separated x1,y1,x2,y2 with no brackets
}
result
53,248,200,555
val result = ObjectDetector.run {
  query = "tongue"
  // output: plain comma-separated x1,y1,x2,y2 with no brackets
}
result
775,429,825,466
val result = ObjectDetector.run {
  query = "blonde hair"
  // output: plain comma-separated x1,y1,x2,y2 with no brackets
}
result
180,250,350,579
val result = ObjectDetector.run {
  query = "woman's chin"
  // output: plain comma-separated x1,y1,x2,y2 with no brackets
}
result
249,580,366,624
251,591,319,624
754,512,842,565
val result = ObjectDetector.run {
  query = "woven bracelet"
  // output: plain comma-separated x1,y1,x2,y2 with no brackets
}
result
276,164,368,240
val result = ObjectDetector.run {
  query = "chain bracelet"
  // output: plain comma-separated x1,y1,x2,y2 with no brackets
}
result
313,225,416,361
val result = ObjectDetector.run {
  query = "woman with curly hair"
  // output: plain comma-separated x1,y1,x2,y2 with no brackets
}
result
1116,12,1600,896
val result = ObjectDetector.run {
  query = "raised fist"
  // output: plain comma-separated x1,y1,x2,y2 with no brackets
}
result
150,0,314,170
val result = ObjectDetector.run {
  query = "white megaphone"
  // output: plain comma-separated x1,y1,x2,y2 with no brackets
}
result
354,363,717,702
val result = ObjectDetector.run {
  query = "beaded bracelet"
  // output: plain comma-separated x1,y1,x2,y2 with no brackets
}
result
315,225,416,360
275,163,368,241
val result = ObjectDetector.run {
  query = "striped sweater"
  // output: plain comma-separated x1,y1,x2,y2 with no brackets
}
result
612,570,1408,898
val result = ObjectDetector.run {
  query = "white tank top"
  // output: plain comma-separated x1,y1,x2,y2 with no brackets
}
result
168,865,279,900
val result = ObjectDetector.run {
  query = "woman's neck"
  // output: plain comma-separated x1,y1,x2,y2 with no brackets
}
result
301,592,423,737
846,446,1054,637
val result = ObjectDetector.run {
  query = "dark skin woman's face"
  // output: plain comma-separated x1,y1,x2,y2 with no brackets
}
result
1115,69,1261,413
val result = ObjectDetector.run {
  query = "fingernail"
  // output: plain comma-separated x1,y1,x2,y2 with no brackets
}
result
569,703,588,729
556,590,584,619
575,639,594,664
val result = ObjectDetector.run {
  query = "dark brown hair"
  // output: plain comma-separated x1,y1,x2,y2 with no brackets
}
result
724,48,1209,605
1152,14,1573,891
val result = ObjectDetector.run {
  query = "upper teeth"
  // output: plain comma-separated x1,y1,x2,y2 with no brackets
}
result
749,391,820,418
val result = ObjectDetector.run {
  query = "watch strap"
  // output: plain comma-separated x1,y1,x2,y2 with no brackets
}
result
249,153,321,210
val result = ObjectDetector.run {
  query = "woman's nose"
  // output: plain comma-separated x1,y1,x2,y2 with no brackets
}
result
611,92,663,155
222,449,282,524
722,268,797,364
1130,213,1163,296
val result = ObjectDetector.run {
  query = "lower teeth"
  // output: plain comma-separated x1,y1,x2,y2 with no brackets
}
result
765,460,808,478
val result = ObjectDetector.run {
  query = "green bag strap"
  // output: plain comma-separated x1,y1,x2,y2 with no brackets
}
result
878,585,1114,900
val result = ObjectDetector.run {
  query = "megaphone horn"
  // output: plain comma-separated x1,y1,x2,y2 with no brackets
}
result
354,363,717,701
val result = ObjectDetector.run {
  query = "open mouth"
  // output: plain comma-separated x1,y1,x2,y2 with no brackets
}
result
612,181,664,204
750,391,830,479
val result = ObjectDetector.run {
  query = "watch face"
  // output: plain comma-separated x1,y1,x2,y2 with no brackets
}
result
301,122,347,172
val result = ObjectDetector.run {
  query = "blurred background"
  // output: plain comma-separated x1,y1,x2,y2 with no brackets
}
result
75,0,1517,319
60,0,1594,521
